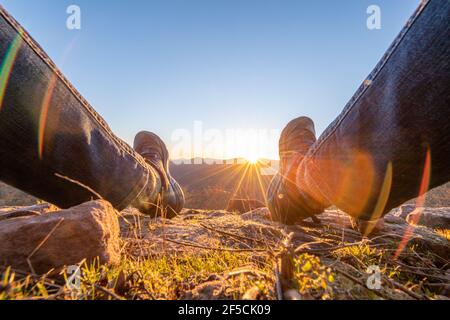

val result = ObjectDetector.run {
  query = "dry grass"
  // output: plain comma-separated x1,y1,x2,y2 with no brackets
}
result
1,207,449,300
435,229,450,241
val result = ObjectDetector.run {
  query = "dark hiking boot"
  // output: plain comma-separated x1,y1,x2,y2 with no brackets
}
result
267,117,321,224
133,131,185,218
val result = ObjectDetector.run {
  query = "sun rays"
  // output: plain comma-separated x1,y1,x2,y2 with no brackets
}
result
244,154,260,164
228,161,270,208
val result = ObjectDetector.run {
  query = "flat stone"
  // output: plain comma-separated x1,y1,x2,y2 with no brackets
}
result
0,203,58,221
406,207,450,229
0,200,120,274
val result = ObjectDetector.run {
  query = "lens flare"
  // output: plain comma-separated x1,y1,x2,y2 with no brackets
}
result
302,151,375,217
38,75,58,159
37,36,79,159
363,161,393,236
0,34,23,110
394,149,431,260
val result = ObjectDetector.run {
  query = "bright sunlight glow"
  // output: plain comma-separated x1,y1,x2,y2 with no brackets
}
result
244,153,260,164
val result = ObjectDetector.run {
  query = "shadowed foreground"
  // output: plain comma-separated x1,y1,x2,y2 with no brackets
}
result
1,202,448,300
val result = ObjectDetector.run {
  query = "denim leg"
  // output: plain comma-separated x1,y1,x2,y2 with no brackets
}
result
295,0,450,221
0,7,161,210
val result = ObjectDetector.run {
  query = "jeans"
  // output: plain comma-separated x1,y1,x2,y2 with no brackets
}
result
1,1,449,219
268,0,450,223
0,6,161,210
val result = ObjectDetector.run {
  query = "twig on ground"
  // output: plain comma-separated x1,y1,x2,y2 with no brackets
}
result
0,266,63,290
27,218,65,274
334,267,390,300
274,261,283,300
383,276,428,300
200,223,277,250
92,284,124,300
164,238,270,253
294,240,329,254
54,173,103,200
295,240,375,255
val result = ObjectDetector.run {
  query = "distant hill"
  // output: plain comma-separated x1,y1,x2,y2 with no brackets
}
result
1,158,449,210
169,160,450,210
169,159,276,209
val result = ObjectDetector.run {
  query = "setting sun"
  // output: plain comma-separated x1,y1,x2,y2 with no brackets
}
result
244,154,260,164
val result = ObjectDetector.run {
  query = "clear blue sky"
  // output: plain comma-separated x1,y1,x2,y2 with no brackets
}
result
1,0,419,159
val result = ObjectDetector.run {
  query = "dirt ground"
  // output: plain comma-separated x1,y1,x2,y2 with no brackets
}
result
118,206,450,300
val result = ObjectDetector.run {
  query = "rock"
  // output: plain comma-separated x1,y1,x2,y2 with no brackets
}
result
0,200,120,274
391,205,450,229
384,213,407,225
406,208,450,229
315,209,450,260
182,281,225,300
0,203,58,221
393,204,416,219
